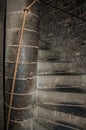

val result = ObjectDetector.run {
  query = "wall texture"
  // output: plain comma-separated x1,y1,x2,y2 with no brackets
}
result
0,0,5,129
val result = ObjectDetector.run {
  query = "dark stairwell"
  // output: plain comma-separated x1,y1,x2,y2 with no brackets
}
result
0,0,86,130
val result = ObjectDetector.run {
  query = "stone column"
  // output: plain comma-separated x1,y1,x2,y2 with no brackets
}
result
5,0,39,129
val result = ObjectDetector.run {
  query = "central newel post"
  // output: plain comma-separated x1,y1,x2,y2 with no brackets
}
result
5,0,39,130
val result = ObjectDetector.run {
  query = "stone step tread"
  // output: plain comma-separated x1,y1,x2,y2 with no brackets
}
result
34,117,80,130
37,62,86,74
33,120,48,130
38,50,70,61
36,107,86,129
38,50,86,63
37,72,86,76
37,75,86,87
37,102,86,117
37,87,86,94
37,90,86,105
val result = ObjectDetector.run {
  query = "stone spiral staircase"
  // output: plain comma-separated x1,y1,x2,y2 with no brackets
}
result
33,1,86,129
0,0,85,129
33,48,86,130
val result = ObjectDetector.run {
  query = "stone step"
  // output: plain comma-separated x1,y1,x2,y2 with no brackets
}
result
8,119,32,130
34,117,80,130
37,90,86,105
33,120,48,130
36,106,86,129
37,62,86,75
37,87,86,94
38,49,86,63
37,103,86,118
37,75,85,88
37,72,86,76
38,50,70,61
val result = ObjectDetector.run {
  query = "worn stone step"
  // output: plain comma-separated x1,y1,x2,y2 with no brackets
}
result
8,119,32,130
37,72,86,76
38,50,86,63
37,75,85,88
37,103,86,117
38,50,70,61
37,87,86,94
37,90,86,105
33,120,48,130
36,106,86,129
37,62,86,75
34,117,80,130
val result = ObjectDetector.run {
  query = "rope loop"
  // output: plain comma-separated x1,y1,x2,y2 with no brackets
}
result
24,0,38,12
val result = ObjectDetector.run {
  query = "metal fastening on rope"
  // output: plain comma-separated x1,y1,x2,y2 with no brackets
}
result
6,0,38,130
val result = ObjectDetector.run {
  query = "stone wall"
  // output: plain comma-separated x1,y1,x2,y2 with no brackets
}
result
0,0,5,129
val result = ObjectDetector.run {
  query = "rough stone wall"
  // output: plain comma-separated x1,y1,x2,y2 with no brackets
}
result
0,22,4,130
0,0,5,129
